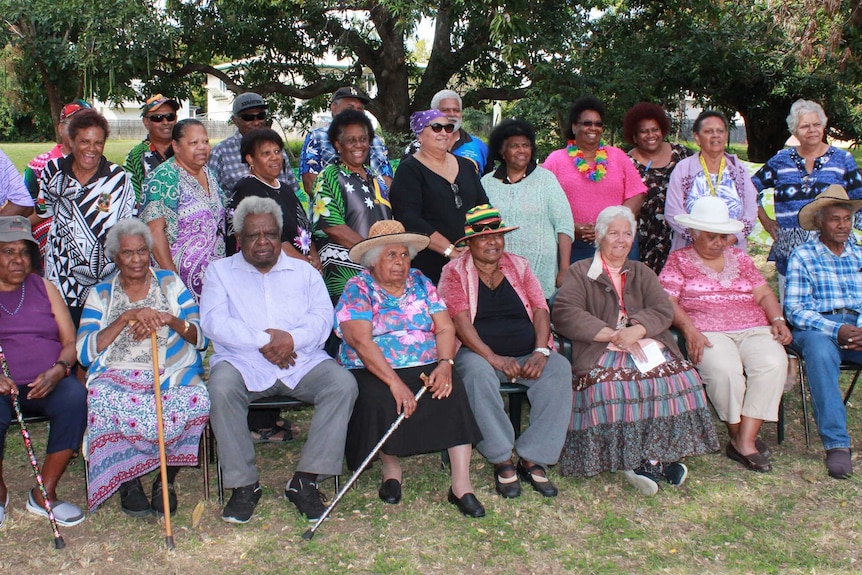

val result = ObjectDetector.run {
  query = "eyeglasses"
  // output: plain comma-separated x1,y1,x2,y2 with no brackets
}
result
340,135,369,147
470,221,503,233
429,123,456,134
147,113,177,123
451,183,462,208
239,112,268,122
577,121,604,128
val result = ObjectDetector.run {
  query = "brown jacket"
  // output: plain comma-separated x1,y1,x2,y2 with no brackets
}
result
551,253,681,375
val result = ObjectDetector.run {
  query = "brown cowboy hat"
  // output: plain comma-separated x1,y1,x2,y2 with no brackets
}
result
798,184,862,230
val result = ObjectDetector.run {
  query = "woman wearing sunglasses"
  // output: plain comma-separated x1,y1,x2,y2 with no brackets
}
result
544,96,646,263
141,119,225,302
391,109,488,284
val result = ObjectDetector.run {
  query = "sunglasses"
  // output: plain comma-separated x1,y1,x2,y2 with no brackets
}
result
577,120,604,128
451,183,462,209
429,123,456,134
240,111,268,122
470,221,503,233
147,112,177,123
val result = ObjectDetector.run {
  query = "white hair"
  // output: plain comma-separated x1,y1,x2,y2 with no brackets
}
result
233,196,283,235
431,90,462,110
787,99,827,134
361,242,419,269
105,218,153,258
595,206,637,243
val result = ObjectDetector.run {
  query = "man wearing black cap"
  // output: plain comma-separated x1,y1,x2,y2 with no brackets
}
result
209,92,300,199
124,94,179,205
299,86,393,196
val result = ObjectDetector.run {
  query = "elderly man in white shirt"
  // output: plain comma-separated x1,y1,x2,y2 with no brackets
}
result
200,196,357,524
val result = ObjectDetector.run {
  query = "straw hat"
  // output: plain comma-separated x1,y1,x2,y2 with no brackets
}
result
674,196,744,235
455,204,520,246
348,220,430,265
797,185,862,230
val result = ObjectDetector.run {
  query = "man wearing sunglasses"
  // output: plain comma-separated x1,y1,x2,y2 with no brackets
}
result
209,92,300,200
124,94,179,205
299,86,393,197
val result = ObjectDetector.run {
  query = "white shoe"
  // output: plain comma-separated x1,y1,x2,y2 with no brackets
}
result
0,492,9,528
26,489,85,527
622,469,659,496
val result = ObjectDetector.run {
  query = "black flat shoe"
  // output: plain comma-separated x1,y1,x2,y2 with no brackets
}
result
151,478,178,516
447,488,485,518
517,460,559,497
119,478,153,517
494,463,521,499
378,478,402,504
726,441,772,473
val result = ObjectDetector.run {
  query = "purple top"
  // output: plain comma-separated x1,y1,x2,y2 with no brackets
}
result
0,274,62,383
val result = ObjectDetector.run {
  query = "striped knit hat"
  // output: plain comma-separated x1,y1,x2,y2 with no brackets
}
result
455,203,519,246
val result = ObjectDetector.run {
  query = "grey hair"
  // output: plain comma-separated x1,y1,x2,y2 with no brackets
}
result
431,90,462,110
814,202,855,226
360,242,419,269
787,99,827,134
233,196,283,235
595,205,637,242
105,218,153,258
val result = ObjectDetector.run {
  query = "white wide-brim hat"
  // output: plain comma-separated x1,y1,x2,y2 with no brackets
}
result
674,196,744,235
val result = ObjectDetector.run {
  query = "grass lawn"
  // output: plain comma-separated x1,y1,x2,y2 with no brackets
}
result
1,141,139,171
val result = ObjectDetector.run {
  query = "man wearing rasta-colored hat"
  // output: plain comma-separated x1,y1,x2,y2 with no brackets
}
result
124,94,180,205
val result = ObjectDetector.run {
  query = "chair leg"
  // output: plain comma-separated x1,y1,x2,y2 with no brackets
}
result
843,369,861,405
508,393,524,440
799,357,811,450
201,424,210,502
776,395,785,445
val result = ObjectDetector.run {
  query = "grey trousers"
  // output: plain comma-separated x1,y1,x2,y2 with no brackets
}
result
454,348,573,467
208,359,358,489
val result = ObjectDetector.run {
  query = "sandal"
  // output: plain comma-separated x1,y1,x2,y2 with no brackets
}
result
251,423,294,443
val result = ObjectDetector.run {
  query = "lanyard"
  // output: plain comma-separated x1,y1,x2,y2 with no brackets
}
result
602,259,628,329
698,153,726,197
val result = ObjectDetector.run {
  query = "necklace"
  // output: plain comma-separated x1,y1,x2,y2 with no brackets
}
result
568,140,608,182
0,282,26,316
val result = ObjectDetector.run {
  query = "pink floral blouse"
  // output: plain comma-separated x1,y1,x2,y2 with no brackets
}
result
659,246,769,332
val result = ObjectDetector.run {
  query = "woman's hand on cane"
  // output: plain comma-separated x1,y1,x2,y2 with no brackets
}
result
389,380,418,417
426,361,453,399
0,374,16,396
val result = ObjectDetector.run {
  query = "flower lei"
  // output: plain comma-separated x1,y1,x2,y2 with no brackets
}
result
567,140,608,182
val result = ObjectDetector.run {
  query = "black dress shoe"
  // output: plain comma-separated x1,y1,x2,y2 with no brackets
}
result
151,478,178,516
447,488,485,518
517,460,559,497
493,463,521,499
378,478,402,504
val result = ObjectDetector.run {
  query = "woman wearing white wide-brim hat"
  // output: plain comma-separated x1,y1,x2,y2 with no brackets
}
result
659,196,792,473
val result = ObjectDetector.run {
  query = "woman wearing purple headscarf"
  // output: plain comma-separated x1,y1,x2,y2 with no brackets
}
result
390,109,488,284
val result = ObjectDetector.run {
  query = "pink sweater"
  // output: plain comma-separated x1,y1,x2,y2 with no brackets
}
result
543,145,646,223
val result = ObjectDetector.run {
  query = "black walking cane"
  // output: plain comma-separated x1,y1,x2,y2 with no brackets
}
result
0,343,66,549
302,377,429,540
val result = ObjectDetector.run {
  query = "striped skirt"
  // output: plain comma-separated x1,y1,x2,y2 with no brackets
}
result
558,348,719,477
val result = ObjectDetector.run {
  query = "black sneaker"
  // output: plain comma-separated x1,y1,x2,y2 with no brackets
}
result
119,478,153,517
637,461,689,486
285,478,327,521
222,482,262,524
151,477,178,516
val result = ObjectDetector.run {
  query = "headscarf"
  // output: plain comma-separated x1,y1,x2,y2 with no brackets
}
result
409,109,448,137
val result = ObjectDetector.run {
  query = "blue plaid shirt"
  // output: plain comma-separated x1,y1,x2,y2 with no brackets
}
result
785,239,862,338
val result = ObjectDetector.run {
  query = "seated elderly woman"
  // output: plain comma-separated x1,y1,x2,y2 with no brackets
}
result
552,205,719,496
77,219,210,517
0,216,86,527
335,220,484,517
660,196,791,472
438,204,573,499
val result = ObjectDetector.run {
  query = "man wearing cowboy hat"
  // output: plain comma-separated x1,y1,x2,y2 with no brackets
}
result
785,184,862,479
298,86,393,195
438,204,572,499
124,94,180,204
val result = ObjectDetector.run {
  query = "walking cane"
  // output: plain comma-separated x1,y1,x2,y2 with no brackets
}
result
302,375,430,541
0,344,65,549
151,332,175,550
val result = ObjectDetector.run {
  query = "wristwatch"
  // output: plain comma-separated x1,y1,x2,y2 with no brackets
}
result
443,244,455,258
438,358,455,366
533,347,551,357
53,360,72,377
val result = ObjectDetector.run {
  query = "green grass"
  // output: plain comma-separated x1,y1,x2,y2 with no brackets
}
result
0,141,139,170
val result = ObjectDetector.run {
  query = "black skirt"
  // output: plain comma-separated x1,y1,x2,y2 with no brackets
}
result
345,364,482,470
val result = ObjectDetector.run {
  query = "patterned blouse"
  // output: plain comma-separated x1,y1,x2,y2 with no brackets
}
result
140,158,226,302
335,269,445,369
659,246,770,333
38,155,136,308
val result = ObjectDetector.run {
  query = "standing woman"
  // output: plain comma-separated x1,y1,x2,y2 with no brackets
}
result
622,103,692,273
543,96,646,263
141,119,225,302
37,108,136,326
753,99,862,294
665,110,757,253
390,109,488,284
482,119,574,297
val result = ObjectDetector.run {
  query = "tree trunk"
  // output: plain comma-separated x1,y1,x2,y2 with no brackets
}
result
739,105,791,163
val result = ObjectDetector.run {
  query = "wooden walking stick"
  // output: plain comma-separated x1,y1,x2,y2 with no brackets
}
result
151,332,175,550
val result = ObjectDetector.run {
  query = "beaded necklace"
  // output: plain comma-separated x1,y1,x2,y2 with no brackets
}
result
0,282,26,316
567,140,608,182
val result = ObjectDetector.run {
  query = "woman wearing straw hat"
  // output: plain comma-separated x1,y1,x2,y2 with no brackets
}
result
335,219,484,517
660,196,791,473
438,204,572,500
